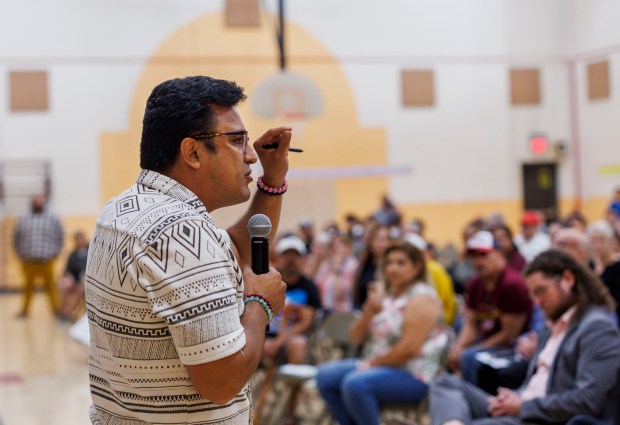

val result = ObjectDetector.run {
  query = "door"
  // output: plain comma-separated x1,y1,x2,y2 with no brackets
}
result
522,163,558,222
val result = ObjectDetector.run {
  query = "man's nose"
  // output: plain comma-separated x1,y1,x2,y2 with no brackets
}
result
244,145,258,163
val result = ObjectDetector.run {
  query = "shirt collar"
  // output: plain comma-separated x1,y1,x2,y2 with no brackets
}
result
136,169,214,226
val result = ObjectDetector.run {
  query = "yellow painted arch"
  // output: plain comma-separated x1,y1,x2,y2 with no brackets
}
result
100,11,388,229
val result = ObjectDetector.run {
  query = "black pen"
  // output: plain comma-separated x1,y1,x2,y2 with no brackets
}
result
262,143,303,153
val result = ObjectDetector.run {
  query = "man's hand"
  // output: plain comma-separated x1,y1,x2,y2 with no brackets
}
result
242,265,286,315
362,290,383,318
515,331,537,360
447,345,463,371
487,387,522,417
254,127,293,187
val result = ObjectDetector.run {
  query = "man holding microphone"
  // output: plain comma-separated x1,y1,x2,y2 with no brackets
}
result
85,76,293,424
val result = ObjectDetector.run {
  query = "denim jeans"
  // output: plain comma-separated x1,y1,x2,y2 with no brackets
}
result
460,346,486,385
316,358,428,425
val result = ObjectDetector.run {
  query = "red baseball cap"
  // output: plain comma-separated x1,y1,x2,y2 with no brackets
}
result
521,210,541,226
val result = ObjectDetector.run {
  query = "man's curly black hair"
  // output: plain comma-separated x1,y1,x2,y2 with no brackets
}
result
140,76,247,172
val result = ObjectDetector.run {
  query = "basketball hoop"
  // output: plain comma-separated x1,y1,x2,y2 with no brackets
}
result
252,71,322,139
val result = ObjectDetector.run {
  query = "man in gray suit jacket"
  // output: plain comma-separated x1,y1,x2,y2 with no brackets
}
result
430,250,620,425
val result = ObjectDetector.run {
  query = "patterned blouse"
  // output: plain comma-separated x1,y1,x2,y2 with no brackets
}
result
364,283,449,383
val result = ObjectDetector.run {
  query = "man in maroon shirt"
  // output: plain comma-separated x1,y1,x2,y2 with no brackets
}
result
448,230,532,385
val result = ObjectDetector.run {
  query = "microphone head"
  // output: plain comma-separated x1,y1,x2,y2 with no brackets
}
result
248,214,272,238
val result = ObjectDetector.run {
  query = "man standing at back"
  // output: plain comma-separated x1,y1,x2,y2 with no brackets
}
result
86,76,290,424
13,194,64,318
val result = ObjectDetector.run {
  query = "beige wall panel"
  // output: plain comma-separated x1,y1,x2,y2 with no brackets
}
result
587,60,610,100
510,68,540,105
9,71,49,112
401,70,435,107
226,0,260,26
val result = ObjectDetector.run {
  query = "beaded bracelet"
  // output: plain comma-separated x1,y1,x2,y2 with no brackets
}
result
257,176,288,196
243,294,274,323
245,293,274,313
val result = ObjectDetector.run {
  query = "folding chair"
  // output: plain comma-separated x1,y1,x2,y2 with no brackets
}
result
254,311,360,425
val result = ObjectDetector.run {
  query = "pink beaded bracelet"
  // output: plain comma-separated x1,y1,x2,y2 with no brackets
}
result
257,176,288,195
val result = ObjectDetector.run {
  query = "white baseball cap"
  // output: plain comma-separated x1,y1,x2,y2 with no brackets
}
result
404,233,428,251
276,236,307,255
466,230,496,253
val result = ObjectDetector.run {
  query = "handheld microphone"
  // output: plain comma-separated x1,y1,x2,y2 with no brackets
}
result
248,214,273,333
247,214,272,274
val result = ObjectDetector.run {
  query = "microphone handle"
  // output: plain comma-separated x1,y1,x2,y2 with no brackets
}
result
251,237,270,274
250,237,271,333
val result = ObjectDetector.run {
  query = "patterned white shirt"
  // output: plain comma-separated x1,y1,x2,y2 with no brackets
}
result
86,170,249,425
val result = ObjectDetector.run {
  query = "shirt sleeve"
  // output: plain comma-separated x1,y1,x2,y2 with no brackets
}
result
499,277,532,315
464,278,479,310
138,218,246,366
306,279,323,309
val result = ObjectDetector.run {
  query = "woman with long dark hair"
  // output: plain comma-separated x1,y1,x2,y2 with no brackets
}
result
316,242,449,425
352,224,391,310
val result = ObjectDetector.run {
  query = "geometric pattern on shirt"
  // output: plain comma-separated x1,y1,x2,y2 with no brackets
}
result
91,395,250,424
85,170,249,425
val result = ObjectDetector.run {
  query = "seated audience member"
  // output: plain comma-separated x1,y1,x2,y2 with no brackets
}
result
353,224,391,310
589,220,620,275
486,212,507,229
610,187,620,218
552,227,590,266
264,236,321,364
449,219,486,294
482,224,620,394
405,233,458,326
546,221,564,241
447,231,532,385
429,250,620,425
514,211,551,263
344,213,366,257
58,230,89,320
563,211,588,232
492,224,527,272
314,232,359,313
297,216,315,254
302,230,330,280
316,242,448,425
588,220,620,323
372,194,402,227
476,317,542,395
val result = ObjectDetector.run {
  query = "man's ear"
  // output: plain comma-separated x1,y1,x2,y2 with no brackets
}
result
561,269,576,291
178,137,201,170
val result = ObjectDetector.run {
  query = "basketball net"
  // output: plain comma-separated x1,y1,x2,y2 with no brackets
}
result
281,111,307,139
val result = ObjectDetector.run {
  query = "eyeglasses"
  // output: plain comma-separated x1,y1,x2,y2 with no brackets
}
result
191,130,249,155
530,275,561,298
531,282,551,298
